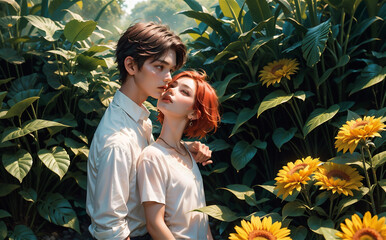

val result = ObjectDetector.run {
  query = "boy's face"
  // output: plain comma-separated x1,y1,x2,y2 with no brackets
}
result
134,49,177,100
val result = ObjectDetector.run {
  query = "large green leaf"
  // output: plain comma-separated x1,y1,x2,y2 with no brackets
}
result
47,48,76,60
48,0,83,21
245,0,273,25
302,20,331,67
231,140,258,171
216,73,242,97
178,11,231,40
0,0,20,13
7,89,40,107
219,0,243,19
207,139,231,152
37,193,80,233
1,119,70,142
77,55,107,71
8,74,38,99
373,151,386,170
193,205,239,222
0,48,25,64
8,225,36,240
0,91,6,109
63,19,97,44
38,147,70,179
307,216,334,234
302,105,339,137
220,184,255,200
0,183,19,197
0,97,39,119
214,41,244,62
2,149,32,183
282,200,306,217
272,127,297,151
248,35,281,61
349,65,386,95
19,188,37,203
183,0,204,11
0,209,11,218
230,106,257,137
24,15,61,42
78,98,103,114
257,90,293,118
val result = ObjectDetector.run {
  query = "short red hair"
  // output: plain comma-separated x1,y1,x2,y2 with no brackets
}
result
157,70,220,139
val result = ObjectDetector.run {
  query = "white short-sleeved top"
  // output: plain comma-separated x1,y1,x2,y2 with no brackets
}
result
137,142,209,240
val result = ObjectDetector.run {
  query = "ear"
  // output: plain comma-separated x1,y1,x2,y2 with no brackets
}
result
124,56,137,75
188,110,200,120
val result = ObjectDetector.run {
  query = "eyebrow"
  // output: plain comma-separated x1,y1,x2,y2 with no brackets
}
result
154,59,175,69
178,82,194,92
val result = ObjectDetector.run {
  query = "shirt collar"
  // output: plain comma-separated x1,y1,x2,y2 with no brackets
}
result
114,90,150,122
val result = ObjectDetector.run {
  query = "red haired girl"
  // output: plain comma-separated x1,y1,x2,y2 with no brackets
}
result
137,70,220,239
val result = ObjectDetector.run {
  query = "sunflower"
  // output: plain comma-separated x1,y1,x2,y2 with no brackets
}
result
229,215,292,240
274,157,321,200
314,162,363,196
258,58,299,87
336,211,386,240
335,116,386,154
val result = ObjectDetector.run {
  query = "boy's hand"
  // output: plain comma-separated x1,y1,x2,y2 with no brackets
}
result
186,141,212,166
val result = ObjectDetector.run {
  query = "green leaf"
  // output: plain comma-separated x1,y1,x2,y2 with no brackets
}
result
2,150,32,183
7,89,40,107
0,91,7,109
215,73,242,97
0,97,39,119
0,210,11,218
302,20,331,67
302,104,339,137
336,188,368,214
257,90,293,118
258,184,299,201
248,35,281,61
37,193,80,233
220,184,255,200
207,139,231,152
307,216,334,234
38,147,70,179
0,221,6,240
1,119,70,143
0,48,25,64
0,78,13,85
231,141,258,171
282,201,306,217
47,48,76,60
219,0,243,19
272,127,297,151
193,205,239,222
379,179,386,192
77,55,107,71
245,0,273,25
178,11,231,40
64,19,97,44
0,183,19,197
315,191,330,206
230,106,257,137
202,162,229,176
24,15,61,42
78,98,103,114
67,171,87,190
291,226,308,240
19,188,37,202
349,65,386,95
183,0,204,11
0,0,20,13
372,151,386,170
9,225,36,240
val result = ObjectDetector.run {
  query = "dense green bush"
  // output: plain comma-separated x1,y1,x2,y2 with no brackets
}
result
180,0,385,238
0,0,119,238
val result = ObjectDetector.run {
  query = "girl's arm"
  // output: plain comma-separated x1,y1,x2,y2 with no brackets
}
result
143,201,175,240
207,225,213,240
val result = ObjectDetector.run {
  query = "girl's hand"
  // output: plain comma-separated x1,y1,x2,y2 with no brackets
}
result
186,141,213,166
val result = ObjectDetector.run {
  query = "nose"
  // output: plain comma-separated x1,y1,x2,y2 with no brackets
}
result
164,71,172,83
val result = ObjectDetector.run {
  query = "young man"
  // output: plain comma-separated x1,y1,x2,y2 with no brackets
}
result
86,22,212,240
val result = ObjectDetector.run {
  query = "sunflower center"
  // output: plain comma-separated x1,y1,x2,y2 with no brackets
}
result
288,163,308,175
352,227,382,240
271,64,284,74
351,121,369,129
326,169,350,181
248,230,276,240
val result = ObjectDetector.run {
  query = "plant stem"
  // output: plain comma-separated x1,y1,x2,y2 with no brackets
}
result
360,145,377,214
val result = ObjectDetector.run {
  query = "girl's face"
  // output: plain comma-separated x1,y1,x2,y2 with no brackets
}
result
157,77,197,119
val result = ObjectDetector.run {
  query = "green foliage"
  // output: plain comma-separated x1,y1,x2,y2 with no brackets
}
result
181,0,385,238
0,0,118,238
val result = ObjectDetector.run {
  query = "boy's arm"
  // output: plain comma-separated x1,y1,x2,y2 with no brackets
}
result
143,202,175,240
90,146,132,239
185,141,213,166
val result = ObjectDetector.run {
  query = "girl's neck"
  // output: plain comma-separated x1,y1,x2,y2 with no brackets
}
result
158,117,187,146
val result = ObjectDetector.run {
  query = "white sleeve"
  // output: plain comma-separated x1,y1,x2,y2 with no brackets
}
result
137,156,167,205
92,146,132,240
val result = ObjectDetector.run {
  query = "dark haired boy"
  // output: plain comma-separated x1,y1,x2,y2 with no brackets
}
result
86,22,211,240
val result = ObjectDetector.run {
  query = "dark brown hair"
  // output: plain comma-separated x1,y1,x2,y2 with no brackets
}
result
157,70,220,139
115,22,187,83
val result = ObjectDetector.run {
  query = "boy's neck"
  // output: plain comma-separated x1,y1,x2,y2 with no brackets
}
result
119,77,148,106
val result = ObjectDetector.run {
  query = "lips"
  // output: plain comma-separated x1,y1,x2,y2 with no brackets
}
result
161,94,173,103
158,85,168,91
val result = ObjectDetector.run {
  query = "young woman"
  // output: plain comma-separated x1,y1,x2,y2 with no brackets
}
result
137,70,220,240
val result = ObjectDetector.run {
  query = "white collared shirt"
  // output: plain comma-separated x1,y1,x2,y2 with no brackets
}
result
86,90,154,240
